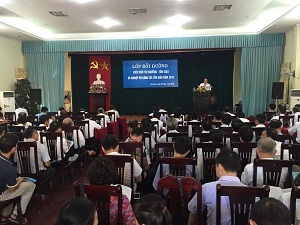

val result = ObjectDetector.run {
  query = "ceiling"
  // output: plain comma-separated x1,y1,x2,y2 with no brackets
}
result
0,0,300,41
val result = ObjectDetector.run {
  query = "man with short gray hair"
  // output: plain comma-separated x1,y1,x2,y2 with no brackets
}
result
158,118,178,142
97,107,110,127
241,137,288,188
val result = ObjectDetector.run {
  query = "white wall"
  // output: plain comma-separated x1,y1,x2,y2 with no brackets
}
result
0,35,23,91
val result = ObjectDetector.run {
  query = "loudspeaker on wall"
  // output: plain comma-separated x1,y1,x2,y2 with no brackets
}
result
30,89,41,105
272,82,284,99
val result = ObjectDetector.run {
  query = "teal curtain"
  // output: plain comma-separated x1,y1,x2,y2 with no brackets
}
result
241,46,282,116
26,53,65,111
71,51,234,114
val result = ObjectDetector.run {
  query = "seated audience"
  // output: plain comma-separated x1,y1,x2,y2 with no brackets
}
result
271,103,287,121
159,118,178,142
48,113,56,125
220,113,232,127
0,133,36,224
39,115,50,128
236,111,250,123
140,117,156,152
231,119,243,133
108,105,120,121
255,113,266,127
55,198,98,225
269,103,276,112
293,106,300,123
87,157,137,224
46,121,78,162
241,137,288,188
249,197,291,225
269,119,283,135
188,149,244,225
151,111,164,136
126,128,150,171
213,111,223,123
16,114,32,129
288,119,300,144
158,104,168,122
62,118,85,151
57,107,64,116
223,106,235,117
201,118,213,133
35,106,48,120
96,107,110,127
134,194,172,225
127,119,138,138
15,127,55,195
102,134,142,189
15,105,28,121
83,113,101,153
153,136,199,191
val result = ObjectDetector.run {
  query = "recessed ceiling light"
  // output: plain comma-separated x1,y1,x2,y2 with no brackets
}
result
129,8,147,14
69,0,96,3
49,11,69,17
166,14,191,26
214,5,232,11
95,17,120,28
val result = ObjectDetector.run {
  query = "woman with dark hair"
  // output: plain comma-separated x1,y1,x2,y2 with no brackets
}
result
55,198,98,225
134,194,172,225
87,157,137,225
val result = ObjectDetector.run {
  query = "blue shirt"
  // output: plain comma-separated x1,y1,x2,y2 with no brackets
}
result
0,153,17,193
188,176,245,225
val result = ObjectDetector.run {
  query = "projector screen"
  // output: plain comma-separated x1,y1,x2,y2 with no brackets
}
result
123,59,178,88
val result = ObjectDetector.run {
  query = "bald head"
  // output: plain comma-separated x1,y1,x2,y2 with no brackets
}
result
62,118,73,127
257,137,276,154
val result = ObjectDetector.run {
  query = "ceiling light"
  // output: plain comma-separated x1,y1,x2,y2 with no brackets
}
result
49,11,69,17
129,8,147,14
95,17,120,28
166,14,191,26
214,5,232,11
69,0,96,3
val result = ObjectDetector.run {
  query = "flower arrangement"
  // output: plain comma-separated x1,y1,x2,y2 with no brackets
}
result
89,84,107,94
193,86,212,94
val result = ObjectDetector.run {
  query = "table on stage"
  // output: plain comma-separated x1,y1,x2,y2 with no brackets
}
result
193,92,211,113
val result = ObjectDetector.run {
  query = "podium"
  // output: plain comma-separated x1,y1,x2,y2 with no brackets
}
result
89,93,107,113
193,92,211,113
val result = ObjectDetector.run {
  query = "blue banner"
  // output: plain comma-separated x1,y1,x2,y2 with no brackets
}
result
123,59,178,88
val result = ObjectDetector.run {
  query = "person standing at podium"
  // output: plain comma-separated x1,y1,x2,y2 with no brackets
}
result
199,78,212,91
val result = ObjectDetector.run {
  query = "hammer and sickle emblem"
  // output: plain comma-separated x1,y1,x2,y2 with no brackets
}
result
90,61,99,69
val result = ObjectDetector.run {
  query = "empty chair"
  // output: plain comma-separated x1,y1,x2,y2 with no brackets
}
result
216,184,270,225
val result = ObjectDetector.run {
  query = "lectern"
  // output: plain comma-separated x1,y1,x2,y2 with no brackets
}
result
193,92,211,113
89,93,107,113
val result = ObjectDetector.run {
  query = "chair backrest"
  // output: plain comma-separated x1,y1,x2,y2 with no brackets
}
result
231,142,257,171
32,126,47,132
264,111,276,121
150,120,160,135
279,115,294,128
176,126,188,132
155,142,174,159
194,142,223,160
166,132,188,142
224,133,240,144
290,186,300,225
212,121,221,128
7,132,24,141
277,134,293,144
188,121,202,134
280,144,300,163
157,176,202,225
118,142,144,167
93,115,105,127
243,122,256,127
142,126,157,142
27,115,38,122
253,159,293,188
108,111,116,122
63,126,80,149
193,133,210,145
16,141,39,176
5,112,15,121
7,125,24,132
159,157,196,179
216,184,270,225
103,155,134,193
219,127,233,134
74,120,90,139
252,127,265,141
73,181,123,225
39,131,63,161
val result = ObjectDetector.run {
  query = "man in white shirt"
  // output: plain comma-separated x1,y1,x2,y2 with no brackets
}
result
97,107,110,127
15,105,28,121
292,106,300,123
62,118,85,150
108,105,120,121
83,113,101,139
151,111,164,137
199,78,212,90
159,118,178,143
102,134,142,190
270,103,287,121
288,121,300,143
241,137,288,188
269,119,283,135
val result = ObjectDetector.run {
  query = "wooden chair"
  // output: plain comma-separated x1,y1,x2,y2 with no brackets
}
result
27,115,38,123
7,125,24,132
290,186,300,225
0,197,22,224
32,126,47,132
216,184,270,225
193,142,223,160
264,111,276,121
118,142,144,168
155,143,174,164
16,141,55,211
63,126,87,167
212,121,221,128
277,134,294,144
40,132,74,189
176,125,188,132
93,115,105,127
5,112,15,121
231,142,257,173
192,133,210,145
224,133,240,144
7,132,24,141
279,115,294,128
157,176,202,225
166,132,188,142
102,155,134,197
74,120,90,139
252,127,265,141
219,127,233,134
187,121,202,133
150,120,160,137
243,121,256,127
280,144,300,164
141,126,157,142
73,181,123,225
159,157,197,179
108,111,116,122
253,159,293,188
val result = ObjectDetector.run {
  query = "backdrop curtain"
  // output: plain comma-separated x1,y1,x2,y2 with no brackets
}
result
26,53,65,111
241,46,282,116
71,50,234,114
